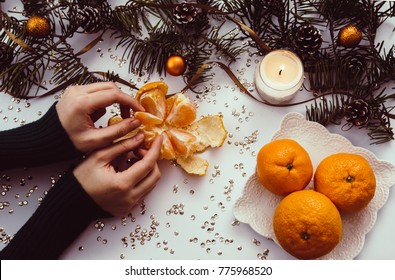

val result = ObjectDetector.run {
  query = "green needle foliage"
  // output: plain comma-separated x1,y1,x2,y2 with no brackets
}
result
0,0,395,143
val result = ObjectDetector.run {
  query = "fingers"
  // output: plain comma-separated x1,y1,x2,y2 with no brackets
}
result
75,82,123,93
94,118,141,147
94,131,145,163
83,83,144,113
131,162,161,199
121,135,163,185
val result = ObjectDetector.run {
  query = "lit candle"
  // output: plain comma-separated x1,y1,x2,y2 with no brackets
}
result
254,50,304,104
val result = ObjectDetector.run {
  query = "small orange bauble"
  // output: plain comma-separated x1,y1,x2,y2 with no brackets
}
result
165,55,187,76
338,24,362,48
26,15,51,38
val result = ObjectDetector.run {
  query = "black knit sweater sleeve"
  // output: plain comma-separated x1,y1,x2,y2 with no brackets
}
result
0,103,81,170
0,103,110,259
0,171,110,259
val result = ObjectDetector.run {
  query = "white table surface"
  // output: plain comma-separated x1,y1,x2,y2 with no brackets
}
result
1,1,395,260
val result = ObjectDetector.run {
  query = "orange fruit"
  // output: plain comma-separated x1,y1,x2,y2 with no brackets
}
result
108,81,226,175
134,111,163,126
314,153,376,213
165,93,196,127
135,81,168,101
273,190,342,259
256,139,313,196
138,88,167,120
167,128,199,158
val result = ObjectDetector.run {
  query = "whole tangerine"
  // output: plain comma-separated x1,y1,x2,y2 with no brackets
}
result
314,153,376,213
273,190,342,259
256,139,313,196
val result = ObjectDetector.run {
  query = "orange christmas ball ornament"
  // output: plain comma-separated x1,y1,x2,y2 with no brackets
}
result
165,55,187,76
26,15,51,38
338,24,362,48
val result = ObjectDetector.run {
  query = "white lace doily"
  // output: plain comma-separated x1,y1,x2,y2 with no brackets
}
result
233,112,395,259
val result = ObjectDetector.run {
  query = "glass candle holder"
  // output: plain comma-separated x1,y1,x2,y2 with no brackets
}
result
254,50,304,104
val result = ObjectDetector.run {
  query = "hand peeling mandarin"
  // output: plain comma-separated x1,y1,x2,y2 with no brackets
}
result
108,81,226,175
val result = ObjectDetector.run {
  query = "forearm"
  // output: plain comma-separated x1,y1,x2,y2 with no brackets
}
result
0,171,110,260
0,103,82,170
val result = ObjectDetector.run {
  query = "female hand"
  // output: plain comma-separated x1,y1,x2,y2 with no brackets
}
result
73,133,163,217
56,82,144,153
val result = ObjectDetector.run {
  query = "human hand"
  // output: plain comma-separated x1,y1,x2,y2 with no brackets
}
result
73,133,163,216
56,82,144,153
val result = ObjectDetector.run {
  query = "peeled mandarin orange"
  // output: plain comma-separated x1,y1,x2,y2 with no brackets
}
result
273,190,342,259
256,139,313,196
167,128,199,158
134,111,163,126
314,153,376,213
135,81,168,101
138,88,167,120
161,132,176,160
108,81,226,175
165,93,196,128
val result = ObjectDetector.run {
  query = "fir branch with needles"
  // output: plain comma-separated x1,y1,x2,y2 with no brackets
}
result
1,0,395,143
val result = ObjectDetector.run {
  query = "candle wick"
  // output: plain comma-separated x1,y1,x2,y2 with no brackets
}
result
279,69,282,76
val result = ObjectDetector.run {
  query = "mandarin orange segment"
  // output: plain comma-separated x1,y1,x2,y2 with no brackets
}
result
167,128,199,158
165,93,197,128
135,81,168,101
141,125,163,148
138,88,167,119
161,131,176,160
273,190,342,259
134,111,163,126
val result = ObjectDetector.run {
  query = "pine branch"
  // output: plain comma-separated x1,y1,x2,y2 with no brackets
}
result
306,94,347,125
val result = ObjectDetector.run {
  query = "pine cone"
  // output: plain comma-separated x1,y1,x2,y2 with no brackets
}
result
345,54,366,75
344,99,370,126
294,24,323,56
21,0,49,16
174,2,198,24
76,6,104,33
0,42,13,70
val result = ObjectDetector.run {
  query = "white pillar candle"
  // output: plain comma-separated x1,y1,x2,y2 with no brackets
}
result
254,50,304,104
